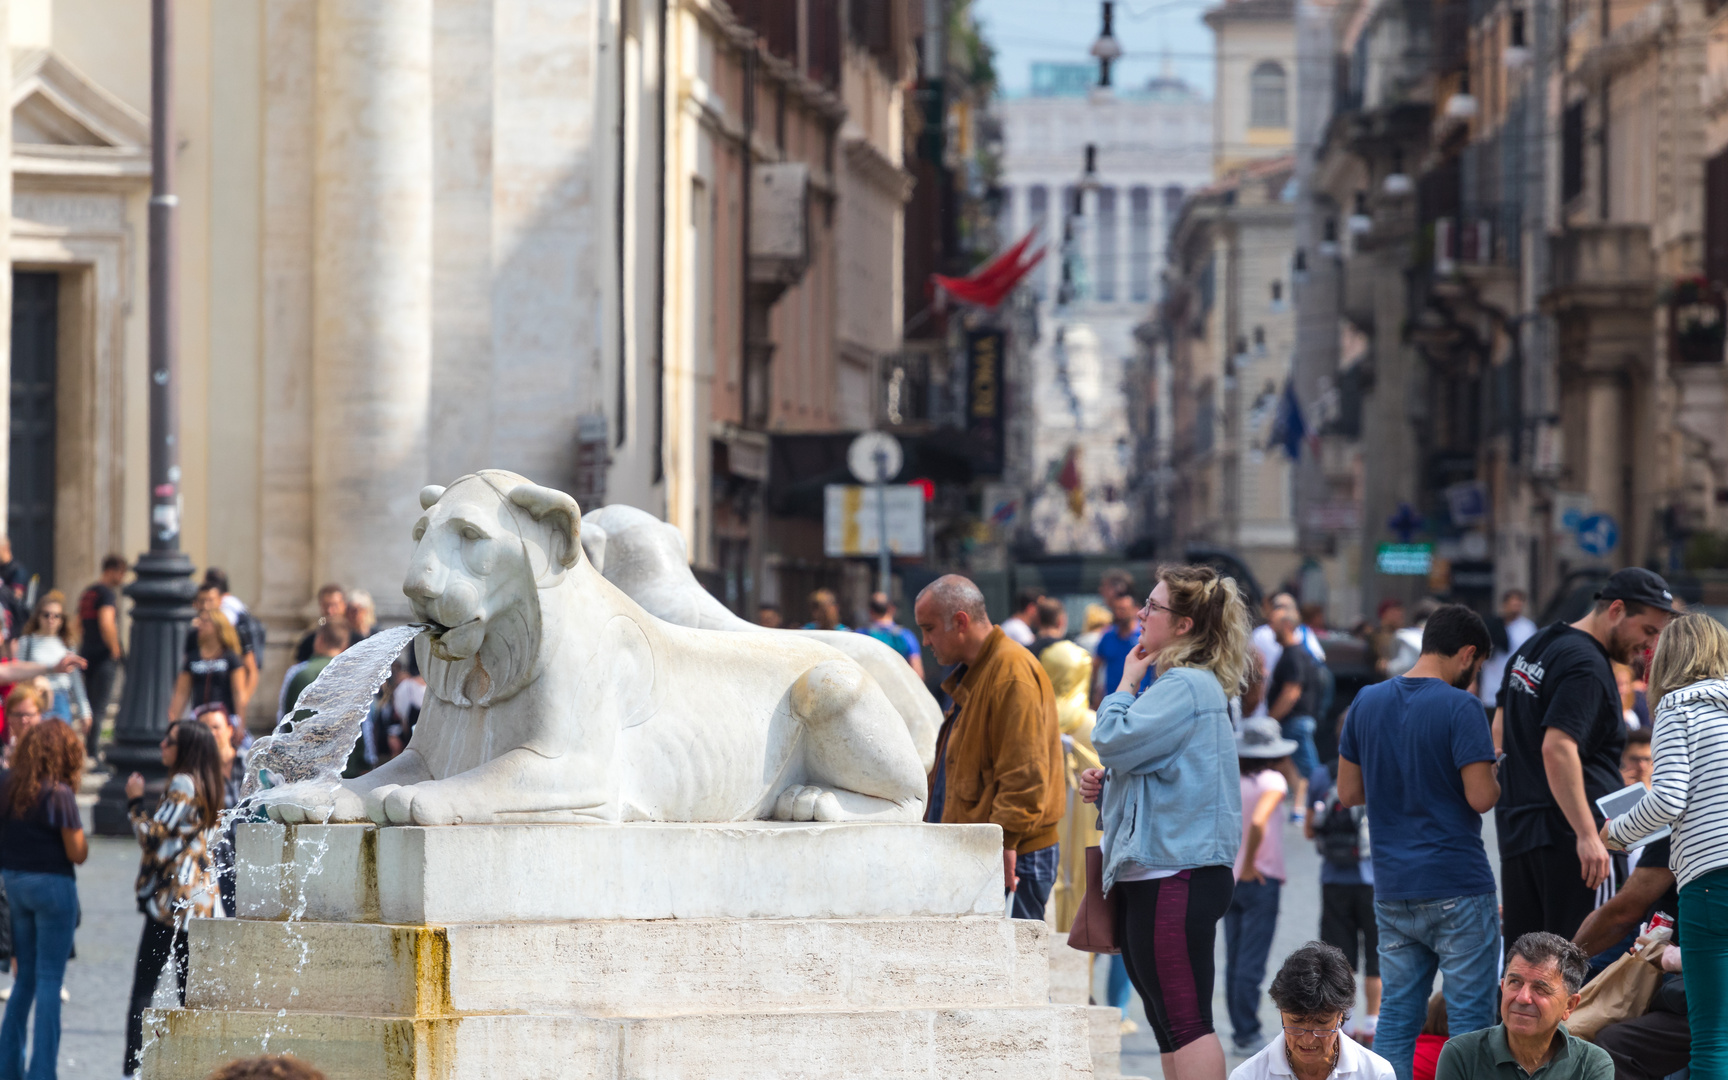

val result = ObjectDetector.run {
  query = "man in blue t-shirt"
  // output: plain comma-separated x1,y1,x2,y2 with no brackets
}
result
1090,591,1150,705
858,592,924,679
1338,604,1502,1080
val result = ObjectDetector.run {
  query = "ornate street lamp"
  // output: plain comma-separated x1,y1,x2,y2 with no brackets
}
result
93,0,197,834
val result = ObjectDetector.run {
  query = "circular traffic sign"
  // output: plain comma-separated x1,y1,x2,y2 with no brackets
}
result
1576,514,1619,556
847,431,903,484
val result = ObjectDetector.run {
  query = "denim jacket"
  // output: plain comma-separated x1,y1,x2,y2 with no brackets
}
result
1093,666,1242,891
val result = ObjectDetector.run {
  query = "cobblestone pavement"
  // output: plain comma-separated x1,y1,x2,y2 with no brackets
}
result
1114,810,1503,1080
56,817,143,1080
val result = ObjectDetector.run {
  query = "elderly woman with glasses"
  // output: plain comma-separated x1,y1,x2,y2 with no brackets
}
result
1231,943,1396,1080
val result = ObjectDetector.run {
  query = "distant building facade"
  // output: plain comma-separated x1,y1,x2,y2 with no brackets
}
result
997,61,1210,554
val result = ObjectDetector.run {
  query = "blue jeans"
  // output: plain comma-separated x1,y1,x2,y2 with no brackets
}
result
1011,844,1058,921
1107,953,1132,1014
1281,715,1320,781
1223,877,1281,1044
1373,892,1500,1080
0,871,77,1080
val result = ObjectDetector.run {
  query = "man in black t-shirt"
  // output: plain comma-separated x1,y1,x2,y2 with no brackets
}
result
76,554,128,755
1494,567,1674,946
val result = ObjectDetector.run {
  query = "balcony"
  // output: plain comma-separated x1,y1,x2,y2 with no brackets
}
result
1546,224,1655,311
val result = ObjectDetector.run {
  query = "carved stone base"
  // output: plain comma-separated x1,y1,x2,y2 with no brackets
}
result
143,823,1098,1079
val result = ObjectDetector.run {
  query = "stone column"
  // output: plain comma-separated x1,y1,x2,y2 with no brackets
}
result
311,0,432,620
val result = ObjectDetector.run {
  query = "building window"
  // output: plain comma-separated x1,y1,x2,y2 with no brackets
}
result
1163,185,1185,227
1096,187,1118,302
1708,148,1728,286
1561,101,1585,205
1130,186,1152,302
1250,61,1287,128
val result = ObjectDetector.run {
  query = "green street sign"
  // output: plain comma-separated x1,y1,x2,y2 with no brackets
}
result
1376,543,1434,576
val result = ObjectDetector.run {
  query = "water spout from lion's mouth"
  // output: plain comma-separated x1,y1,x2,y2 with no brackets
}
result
430,617,485,661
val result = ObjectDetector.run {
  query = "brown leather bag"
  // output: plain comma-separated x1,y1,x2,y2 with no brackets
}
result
1067,845,1118,954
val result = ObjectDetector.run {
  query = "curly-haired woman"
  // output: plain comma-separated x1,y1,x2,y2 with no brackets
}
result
1079,564,1254,1080
0,719,87,1080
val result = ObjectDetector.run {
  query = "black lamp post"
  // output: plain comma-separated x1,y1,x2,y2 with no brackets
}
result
93,0,197,834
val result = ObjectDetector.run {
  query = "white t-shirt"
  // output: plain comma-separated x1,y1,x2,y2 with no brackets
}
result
393,678,427,720
1000,617,1035,648
1229,1032,1396,1080
1478,614,1537,706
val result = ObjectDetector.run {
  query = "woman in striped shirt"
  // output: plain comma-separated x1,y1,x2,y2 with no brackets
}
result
1602,611,1728,1075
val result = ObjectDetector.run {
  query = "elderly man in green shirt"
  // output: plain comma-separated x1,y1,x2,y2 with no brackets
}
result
1435,933,1612,1080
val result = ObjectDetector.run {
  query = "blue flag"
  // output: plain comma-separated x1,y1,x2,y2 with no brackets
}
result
1268,379,1307,460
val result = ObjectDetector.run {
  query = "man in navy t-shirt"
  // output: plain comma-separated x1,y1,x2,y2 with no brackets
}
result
1091,591,1150,705
1338,605,1502,1080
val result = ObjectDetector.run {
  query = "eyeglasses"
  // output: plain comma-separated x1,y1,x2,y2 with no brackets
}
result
1282,1018,1346,1040
1141,598,1177,617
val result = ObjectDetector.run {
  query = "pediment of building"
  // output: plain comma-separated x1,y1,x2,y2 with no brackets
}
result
11,48,149,181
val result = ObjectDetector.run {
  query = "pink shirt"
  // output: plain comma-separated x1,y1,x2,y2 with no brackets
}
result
1235,767,1289,882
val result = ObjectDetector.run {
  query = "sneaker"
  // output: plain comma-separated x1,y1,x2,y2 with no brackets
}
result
0,986,9,1001
60,986,68,1002
1232,1035,1265,1056
1289,810,1305,825
1119,1018,1139,1036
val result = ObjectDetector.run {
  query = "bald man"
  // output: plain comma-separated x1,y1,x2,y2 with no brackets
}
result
914,574,1065,920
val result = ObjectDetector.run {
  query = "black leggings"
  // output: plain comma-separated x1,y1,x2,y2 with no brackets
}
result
124,917,187,1074
1115,865,1236,1054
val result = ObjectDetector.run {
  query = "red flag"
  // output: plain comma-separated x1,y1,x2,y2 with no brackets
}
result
932,229,1047,309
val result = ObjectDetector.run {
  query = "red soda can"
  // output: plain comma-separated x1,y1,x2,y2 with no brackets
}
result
1649,911,1675,933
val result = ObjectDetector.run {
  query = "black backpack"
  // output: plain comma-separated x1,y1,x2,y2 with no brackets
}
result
1312,760,1371,869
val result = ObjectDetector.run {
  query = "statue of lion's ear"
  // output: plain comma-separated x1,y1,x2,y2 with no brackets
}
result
507,483,582,568
579,521,608,574
419,485,447,510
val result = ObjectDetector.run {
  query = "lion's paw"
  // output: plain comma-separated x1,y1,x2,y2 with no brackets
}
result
371,783,461,826
772,785,844,822
255,781,367,825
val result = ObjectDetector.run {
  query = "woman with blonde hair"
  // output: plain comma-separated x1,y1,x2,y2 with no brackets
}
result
168,608,249,722
15,592,89,733
1601,611,1728,1074
1043,638,1139,1031
1079,563,1252,1080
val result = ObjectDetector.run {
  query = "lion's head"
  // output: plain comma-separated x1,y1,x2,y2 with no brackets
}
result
404,470,582,707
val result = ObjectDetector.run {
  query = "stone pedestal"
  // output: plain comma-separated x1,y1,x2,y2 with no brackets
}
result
143,822,1096,1079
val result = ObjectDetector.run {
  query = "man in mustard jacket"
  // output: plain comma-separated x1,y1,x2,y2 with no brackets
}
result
914,574,1066,919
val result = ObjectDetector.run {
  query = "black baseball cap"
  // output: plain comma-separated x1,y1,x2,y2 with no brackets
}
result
1595,567,1677,614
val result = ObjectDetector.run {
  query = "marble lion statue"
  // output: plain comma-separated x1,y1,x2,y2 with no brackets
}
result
579,503,940,771
257,469,927,827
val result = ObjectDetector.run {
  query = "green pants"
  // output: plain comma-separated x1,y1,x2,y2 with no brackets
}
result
1681,866,1728,1078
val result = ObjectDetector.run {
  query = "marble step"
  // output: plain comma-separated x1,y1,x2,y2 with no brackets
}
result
142,1003,1095,1080
185,915,1052,1017
236,820,1005,923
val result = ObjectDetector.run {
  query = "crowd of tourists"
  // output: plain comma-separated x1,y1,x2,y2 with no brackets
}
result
0,536,1717,1080
0,544,402,1079
887,561,1711,1080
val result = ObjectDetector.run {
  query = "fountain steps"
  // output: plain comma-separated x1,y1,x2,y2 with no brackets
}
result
142,821,1101,1079
146,1004,1094,1080
180,915,1053,1016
